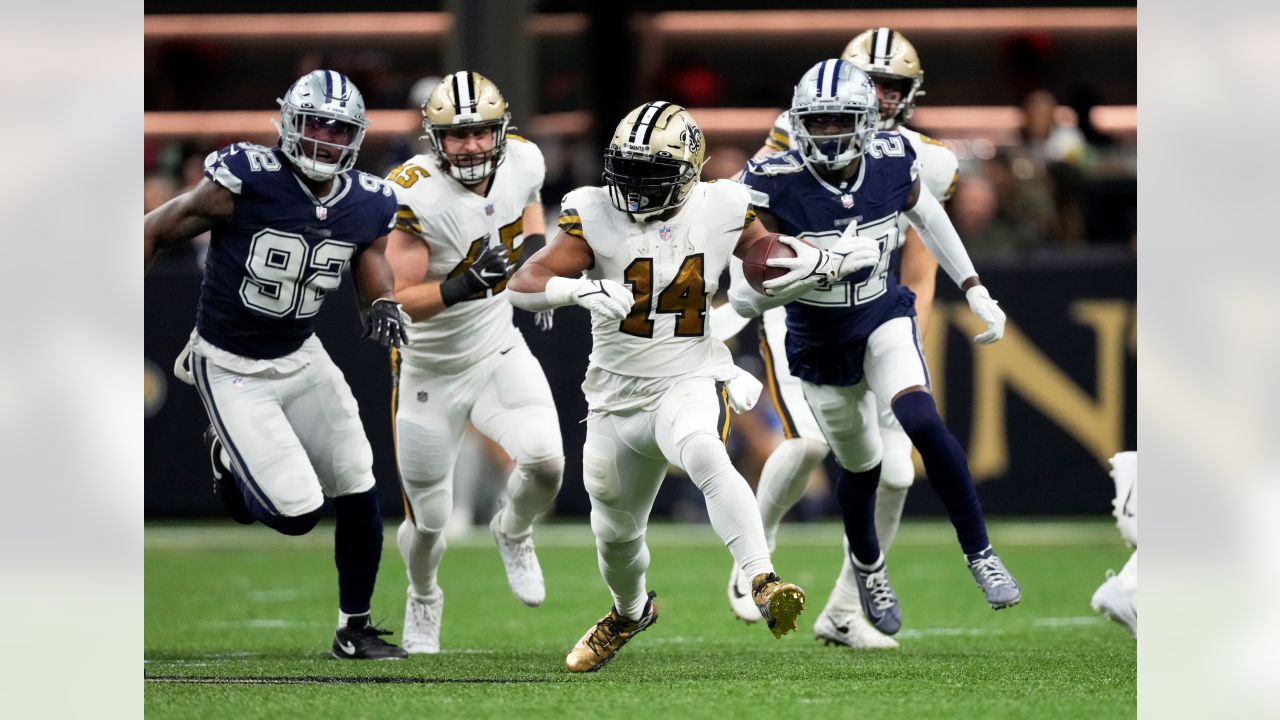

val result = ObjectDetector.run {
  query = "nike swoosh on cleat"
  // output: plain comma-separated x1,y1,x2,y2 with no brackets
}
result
730,583,747,599
338,640,356,655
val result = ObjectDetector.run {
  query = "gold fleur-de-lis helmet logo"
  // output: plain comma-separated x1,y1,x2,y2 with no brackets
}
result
680,122,702,156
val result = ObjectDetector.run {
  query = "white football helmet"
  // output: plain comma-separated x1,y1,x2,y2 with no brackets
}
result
422,70,511,185
603,101,706,221
842,27,926,128
788,59,879,172
273,70,368,182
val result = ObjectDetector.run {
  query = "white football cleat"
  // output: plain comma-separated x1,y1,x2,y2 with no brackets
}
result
490,510,546,607
1091,567,1136,636
814,607,899,650
402,587,443,654
726,563,761,623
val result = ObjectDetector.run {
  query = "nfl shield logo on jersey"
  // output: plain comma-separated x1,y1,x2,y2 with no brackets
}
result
659,226,673,242
841,194,855,209
315,206,328,220
485,204,495,216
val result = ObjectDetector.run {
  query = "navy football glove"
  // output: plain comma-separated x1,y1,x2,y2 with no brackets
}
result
364,298,410,349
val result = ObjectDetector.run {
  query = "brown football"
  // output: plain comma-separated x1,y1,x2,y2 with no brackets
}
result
741,233,799,294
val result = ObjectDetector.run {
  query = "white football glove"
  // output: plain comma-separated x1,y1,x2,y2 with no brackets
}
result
762,235,881,295
723,369,763,414
534,309,555,331
965,285,1006,344
572,279,635,321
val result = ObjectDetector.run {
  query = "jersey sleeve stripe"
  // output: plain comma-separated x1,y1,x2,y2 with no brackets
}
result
558,208,584,237
395,205,423,234
942,170,959,202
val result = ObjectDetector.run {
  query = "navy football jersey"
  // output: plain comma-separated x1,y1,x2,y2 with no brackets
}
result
196,143,397,359
741,133,920,385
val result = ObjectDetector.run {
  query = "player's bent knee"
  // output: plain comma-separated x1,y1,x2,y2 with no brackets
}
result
518,455,565,494
679,433,735,489
264,507,323,536
878,429,915,490
330,433,375,487
589,507,643,545
880,452,915,490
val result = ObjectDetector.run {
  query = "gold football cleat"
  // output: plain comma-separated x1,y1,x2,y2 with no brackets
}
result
565,591,659,673
752,572,806,639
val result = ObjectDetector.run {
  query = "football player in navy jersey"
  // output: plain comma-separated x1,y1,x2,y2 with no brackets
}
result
729,60,1021,636
144,70,410,660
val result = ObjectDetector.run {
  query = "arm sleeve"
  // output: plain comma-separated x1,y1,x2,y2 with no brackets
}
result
727,256,786,318
507,276,578,312
903,181,978,288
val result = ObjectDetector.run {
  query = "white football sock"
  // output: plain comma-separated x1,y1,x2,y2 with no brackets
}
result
682,435,773,579
875,485,909,554
397,518,445,598
597,536,651,621
823,541,864,613
338,610,369,628
757,437,828,547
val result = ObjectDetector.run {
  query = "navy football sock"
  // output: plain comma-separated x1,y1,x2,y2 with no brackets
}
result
835,464,882,566
892,391,990,555
333,489,384,616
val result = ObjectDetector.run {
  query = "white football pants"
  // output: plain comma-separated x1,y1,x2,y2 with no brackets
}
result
191,346,376,518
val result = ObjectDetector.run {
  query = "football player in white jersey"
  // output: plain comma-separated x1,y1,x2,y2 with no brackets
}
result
508,102,869,672
714,28,962,650
383,72,565,654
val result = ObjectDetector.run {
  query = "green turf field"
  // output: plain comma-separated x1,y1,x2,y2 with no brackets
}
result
145,519,1135,719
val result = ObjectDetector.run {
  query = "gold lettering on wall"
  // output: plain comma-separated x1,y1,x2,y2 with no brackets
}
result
942,300,1132,480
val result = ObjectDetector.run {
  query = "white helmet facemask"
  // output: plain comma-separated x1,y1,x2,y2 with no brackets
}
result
789,59,879,172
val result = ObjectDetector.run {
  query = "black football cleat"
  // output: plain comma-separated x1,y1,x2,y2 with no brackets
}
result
332,618,409,660
205,425,254,525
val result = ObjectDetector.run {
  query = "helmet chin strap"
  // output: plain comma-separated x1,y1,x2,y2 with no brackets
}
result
296,157,340,182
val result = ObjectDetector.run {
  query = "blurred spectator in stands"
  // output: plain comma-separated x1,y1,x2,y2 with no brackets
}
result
1020,89,1087,167
1018,90,1090,245
949,174,998,242
959,151,1057,259
1068,85,1116,151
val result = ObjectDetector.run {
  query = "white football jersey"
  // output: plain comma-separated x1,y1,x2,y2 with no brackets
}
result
388,136,545,371
559,181,754,384
763,112,958,202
